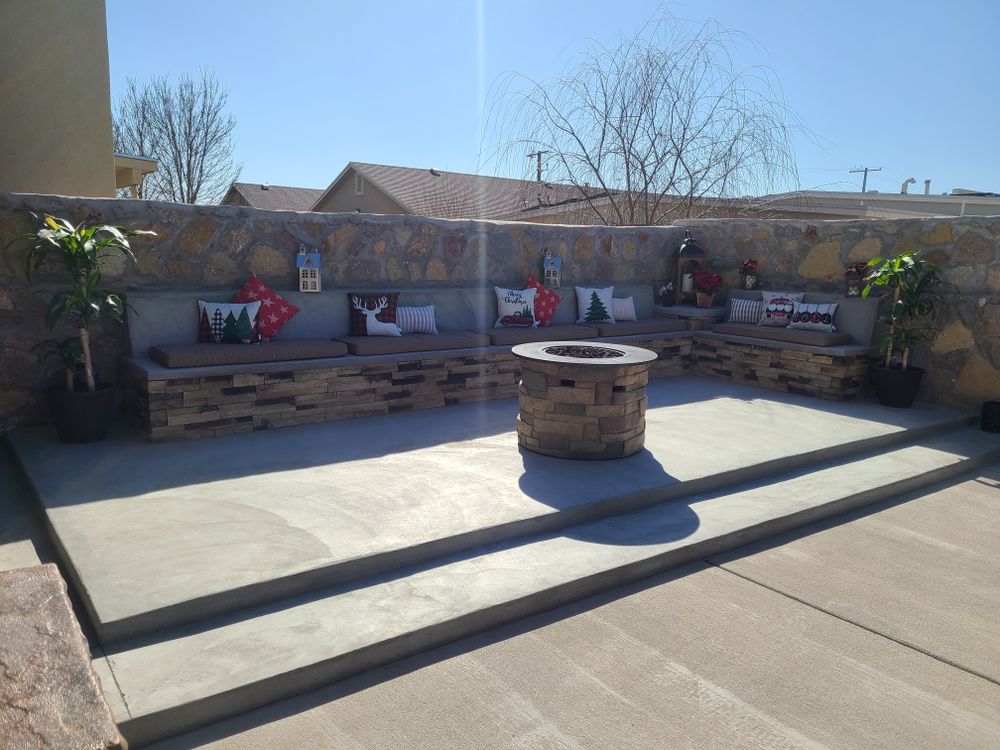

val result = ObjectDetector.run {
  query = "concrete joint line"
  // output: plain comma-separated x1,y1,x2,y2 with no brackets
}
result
707,561,1000,689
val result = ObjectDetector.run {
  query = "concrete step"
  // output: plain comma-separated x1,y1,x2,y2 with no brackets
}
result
16,395,975,644
98,427,1000,747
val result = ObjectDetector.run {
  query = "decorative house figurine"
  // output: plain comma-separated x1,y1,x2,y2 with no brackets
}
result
543,248,562,288
296,243,322,292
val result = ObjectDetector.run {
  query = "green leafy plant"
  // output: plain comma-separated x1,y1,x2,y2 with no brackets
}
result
11,212,154,392
32,337,84,392
862,250,949,370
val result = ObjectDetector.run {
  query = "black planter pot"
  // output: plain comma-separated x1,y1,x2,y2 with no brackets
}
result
873,365,925,408
46,384,117,443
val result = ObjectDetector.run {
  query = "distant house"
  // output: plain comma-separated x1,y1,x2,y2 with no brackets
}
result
221,183,326,212
222,163,1000,223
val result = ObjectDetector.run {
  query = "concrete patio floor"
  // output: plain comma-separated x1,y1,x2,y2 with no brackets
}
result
146,467,1000,750
9,376,981,642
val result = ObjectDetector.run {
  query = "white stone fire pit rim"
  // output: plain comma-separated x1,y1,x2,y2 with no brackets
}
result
510,340,658,366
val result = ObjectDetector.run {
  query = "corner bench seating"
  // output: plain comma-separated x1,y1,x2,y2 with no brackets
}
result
124,286,879,441
124,284,691,441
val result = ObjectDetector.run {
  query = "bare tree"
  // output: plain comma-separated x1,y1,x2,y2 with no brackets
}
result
486,12,802,225
114,70,242,204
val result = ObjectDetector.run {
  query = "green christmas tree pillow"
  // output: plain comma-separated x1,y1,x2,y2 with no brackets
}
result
198,300,262,344
575,286,616,324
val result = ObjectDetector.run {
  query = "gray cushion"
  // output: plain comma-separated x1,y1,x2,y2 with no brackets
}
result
595,319,687,337
485,324,599,346
149,339,348,368
711,323,852,347
336,331,491,356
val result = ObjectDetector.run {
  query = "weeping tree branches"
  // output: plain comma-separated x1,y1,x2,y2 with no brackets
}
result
487,14,802,225
113,70,242,204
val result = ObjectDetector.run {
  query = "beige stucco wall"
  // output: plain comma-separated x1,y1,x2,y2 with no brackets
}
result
313,170,409,215
0,0,116,197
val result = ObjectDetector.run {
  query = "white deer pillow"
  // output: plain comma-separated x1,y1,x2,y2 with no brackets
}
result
347,293,402,336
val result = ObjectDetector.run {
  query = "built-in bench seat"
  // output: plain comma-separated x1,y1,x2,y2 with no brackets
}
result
337,330,491,356
483,324,598,346
149,339,348,368
710,323,852,348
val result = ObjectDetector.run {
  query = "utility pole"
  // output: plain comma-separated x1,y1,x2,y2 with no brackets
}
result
526,150,549,183
850,166,882,193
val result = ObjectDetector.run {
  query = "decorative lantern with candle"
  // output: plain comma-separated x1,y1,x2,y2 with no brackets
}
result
739,258,759,289
674,229,706,305
844,262,868,297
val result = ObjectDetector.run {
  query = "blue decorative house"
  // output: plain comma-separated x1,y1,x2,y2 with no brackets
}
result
296,243,322,292
543,249,562,289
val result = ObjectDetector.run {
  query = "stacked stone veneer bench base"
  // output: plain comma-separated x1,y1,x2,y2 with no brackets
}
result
693,335,872,401
125,333,694,442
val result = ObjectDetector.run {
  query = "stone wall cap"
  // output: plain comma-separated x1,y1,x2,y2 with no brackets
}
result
512,340,657,366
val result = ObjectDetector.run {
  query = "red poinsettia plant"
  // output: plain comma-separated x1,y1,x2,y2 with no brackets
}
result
692,270,723,294
739,258,758,274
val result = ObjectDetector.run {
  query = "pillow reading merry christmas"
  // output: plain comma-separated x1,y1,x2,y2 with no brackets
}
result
494,287,537,327
232,274,300,341
523,275,561,327
198,300,261,344
575,286,615,324
758,291,805,327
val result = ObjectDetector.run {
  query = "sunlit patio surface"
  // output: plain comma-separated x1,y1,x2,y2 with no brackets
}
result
10,376,1000,746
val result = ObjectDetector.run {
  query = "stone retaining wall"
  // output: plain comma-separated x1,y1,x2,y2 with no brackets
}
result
1,191,998,429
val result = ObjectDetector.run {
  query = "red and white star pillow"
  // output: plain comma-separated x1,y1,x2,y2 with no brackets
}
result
232,274,300,341
524,275,561,327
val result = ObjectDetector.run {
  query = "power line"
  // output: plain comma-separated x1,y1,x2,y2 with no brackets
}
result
849,166,882,192
526,150,549,183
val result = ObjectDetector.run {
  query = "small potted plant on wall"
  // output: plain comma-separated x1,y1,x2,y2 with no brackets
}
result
691,270,723,308
739,258,759,289
12,212,153,442
862,249,949,408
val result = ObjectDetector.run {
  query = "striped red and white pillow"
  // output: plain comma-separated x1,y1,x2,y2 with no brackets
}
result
396,305,438,334
727,297,763,325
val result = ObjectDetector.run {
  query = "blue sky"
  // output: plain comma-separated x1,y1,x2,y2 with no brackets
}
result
106,0,999,196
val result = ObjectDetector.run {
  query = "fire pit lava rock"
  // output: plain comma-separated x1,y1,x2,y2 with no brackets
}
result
511,340,657,459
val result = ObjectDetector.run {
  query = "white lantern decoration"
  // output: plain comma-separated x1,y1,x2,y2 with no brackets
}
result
296,243,321,292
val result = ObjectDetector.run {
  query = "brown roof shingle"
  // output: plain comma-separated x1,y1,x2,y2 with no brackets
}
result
224,182,325,212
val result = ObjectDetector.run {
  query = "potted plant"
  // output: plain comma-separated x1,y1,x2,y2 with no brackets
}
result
691,270,723,308
862,250,948,408
11,212,153,442
739,258,758,289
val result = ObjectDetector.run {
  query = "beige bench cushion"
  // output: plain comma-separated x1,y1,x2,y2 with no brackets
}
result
149,339,348,368
712,323,853,347
485,324,599,346
595,319,687,337
336,331,491,356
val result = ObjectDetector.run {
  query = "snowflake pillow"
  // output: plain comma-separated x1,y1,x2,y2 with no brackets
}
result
232,274,300,341
494,287,537,327
523,275,561,327
198,300,261,344
575,286,615,324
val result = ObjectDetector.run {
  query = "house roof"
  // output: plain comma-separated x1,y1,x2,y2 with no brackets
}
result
313,162,605,220
224,182,326,211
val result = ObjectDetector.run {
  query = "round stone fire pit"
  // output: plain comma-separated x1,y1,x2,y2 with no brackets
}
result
512,340,657,459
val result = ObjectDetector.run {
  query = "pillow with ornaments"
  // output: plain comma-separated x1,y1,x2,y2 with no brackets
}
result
787,300,839,333
494,286,537,327
523,275,561,327
576,286,615,324
758,291,805,327
348,293,401,336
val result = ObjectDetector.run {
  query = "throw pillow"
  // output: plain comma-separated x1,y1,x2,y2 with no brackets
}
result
232,274,300,341
397,305,438,334
494,286,537,327
348,293,401,336
758,291,805,327
576,286,615,324
787,301,839,333
611,297,637,322
524,275,561,327
727,297,764,325
198,300,261,344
